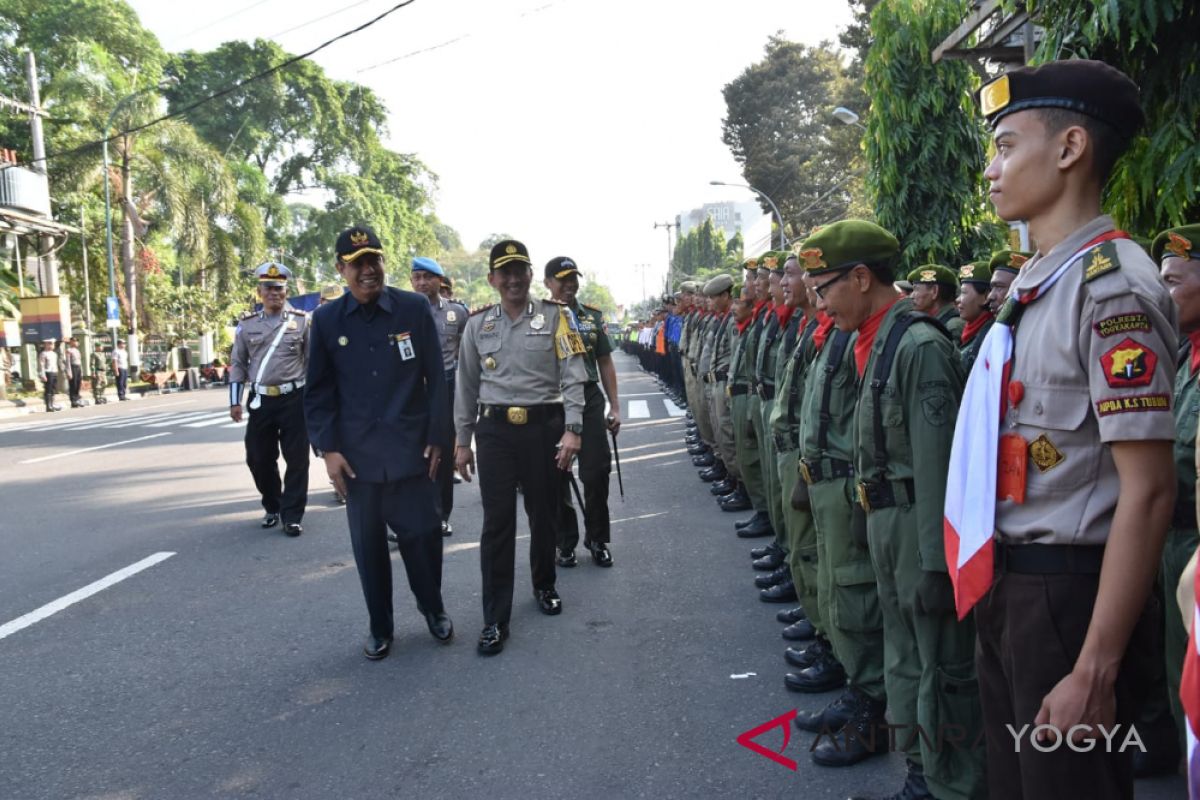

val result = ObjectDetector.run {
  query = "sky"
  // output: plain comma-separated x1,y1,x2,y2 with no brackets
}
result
125,0,856,307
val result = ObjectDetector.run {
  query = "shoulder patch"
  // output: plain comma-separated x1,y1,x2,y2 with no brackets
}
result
544,297,566,306
288,308,308,317
582,303,602,314
1083,241,1120,283
470,304,495,317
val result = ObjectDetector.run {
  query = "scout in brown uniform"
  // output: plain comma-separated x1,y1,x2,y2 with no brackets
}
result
972,60,1178,800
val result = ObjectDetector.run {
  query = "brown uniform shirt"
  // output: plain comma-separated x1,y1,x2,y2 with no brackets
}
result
996,215,1177,545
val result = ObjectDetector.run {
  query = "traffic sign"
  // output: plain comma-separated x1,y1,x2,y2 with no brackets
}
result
105,296,120,329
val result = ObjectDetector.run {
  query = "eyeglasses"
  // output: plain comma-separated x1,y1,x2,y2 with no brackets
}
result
813,268,852,300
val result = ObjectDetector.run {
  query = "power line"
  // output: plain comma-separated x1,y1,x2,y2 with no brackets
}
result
268,0,376,41
2,0,420,174
168,0,279,48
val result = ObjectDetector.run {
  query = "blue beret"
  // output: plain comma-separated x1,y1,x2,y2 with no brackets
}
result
411,257,444,277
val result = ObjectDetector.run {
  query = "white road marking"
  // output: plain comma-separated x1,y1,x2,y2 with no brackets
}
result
183,413,237,428
662,398,686,417
0,552,176,641
609,511,667,524
619,392,668,398
77,413,166,429
145,411,221,427
18,432,173,464
622,418,685,430
103,412,197,428
627,400,650,419
618,439,689,453
223,421,248,428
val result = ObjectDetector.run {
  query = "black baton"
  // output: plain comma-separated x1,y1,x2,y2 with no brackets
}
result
567,470,587,517
609,427,625,501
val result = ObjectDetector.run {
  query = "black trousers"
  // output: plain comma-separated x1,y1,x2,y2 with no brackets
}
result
975,569,1153,800
67,364,82,403
346,476,444,640
115,368,128,399
434,373,456,522
476,409,563,626
42,371,57,410
557,382,612,550
244,391,309,524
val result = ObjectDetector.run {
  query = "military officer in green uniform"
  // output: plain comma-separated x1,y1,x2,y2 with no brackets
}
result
688,294,719,468
792,266,888,767
985,250,1030,313
90,344,109,404
701,275,738,491
1153,224,1200,755
956,261,995,374
803,221,982,800
907,264,964,339
678,281,701,413
544,256,619,569
729,260,772,526
752,254,789,589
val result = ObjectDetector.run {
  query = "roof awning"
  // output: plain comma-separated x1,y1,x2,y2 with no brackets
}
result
0,206,79,237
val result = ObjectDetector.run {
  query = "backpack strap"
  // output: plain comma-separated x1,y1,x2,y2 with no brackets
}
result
816,329,853,454
785,316,821,429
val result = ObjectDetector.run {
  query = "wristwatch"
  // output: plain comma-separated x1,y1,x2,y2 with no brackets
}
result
565,423,584,435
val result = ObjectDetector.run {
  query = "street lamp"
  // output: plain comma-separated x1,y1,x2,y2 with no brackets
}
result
709,180,786,250
832,106,868,130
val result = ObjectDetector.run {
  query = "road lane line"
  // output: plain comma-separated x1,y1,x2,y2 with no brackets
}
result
145,411,220,427
0,552,176,641
18,432,173,464
622,418,685,430
627,400,650,419
663,399,686,417
183,413,236,427
79,413,166,428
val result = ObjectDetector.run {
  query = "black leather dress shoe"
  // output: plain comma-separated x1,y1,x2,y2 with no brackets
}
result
738,511,768,530
534,588,563,615
760,579,798,603
584,541,613,567
556,548,577,568
441,520,453,537
810,692,888,767
687,443,710,456
776,605,806,624
284,523,302,537
719,489,752,512
261,513,279,528
424,611,453,642
477,623,509,656
784,647,846,693
755,564,791,589
794,687,859,733
781,618,816,641
849,759,931,800
684,433,701,444
750,536,782,556
737,515,774,537
692,453,716,467
364,634,392,660
752,550,785,571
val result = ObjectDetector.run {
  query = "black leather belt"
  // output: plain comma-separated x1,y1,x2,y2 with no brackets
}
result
856,478,914,512
800,457,854,485
757,383,775,400
479,403,563,425
730,384,749,396
714,369,728,381
995,543,1105,575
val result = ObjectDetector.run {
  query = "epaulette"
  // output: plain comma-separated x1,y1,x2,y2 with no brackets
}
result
1082,240,1121,283
544,297,567,305
471,304,495,317
239,309,258,321
582,303,602,314
287,308,308,316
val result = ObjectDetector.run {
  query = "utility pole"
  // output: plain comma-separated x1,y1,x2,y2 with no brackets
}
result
653,220,677,295
24,50,59,296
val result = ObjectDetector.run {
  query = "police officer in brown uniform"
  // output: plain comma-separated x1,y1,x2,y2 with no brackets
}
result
454,240,589,655
970,60,1177,800
229,262,310,536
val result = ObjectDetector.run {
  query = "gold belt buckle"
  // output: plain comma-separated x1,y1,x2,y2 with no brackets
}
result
799,460,813,485
266,385,281,396
506,406,528,425
856,482,871,512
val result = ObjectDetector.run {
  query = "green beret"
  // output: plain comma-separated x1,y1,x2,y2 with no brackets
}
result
744,257,760,271
703,274,734,296
988,250,1033,275
907,264,959,288
797,220,900,276
1151,225,1200,264
762,251,786,273
957,261,992,286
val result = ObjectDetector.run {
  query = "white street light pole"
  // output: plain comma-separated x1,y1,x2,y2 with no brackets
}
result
709,180,786,250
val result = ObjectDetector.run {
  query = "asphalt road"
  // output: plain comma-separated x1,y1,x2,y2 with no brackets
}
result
0,354,1186,799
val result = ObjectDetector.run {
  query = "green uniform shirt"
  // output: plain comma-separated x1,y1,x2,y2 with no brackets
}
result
769,314,818,444
936,304,965,340
1174,346,1199,517
570,302,611,384
958,317,993,375
853,299,964,571
799,327,858,462
755,312,782,388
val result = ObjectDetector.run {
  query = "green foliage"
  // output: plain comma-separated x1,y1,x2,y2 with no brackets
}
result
1030,0,1199,232
671,218,735,278
577,278,617,319
865,0,996,272
721,36,863,239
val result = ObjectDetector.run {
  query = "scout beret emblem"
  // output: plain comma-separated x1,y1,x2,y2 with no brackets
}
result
1010,253,1028,268
920,269,937,282
763,256,778,269
800,248,825,270
746,258,758,269
1167,232,1193,260
960,264,975,278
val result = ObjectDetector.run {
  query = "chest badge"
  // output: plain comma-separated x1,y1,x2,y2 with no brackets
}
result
1028,434,1065,473
338,336,349,346
447,310,457,323
287,320,298,330
484,356,497,370
530,314,546,331
482,321,496,333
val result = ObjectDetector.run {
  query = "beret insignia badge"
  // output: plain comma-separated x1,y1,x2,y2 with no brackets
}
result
1167,232,1193,260
799,249,825,270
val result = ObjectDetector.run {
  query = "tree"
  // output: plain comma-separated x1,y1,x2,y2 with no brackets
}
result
1030,0,1199,232
722,36,863,239
864,0,996,273
577,277,617,319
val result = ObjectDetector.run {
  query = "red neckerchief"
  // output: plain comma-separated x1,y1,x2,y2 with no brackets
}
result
811,312,835,351
1189,330,1200,375
776,304,795,329
960,311,993,344
752,300,770,321
854,299,900,377
736,315,753,334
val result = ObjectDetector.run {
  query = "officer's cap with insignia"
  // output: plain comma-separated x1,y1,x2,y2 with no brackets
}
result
336,225,384,263
978,59,1144,140
679,280,699,294
797,220,900,276
255,261,291,287
957,261,992,287
703,274,734,297
490,239,532,271
545,256,581,280
411,256,444,277
907,264,959,289
1151,225,1200,265
988,250,1032,275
